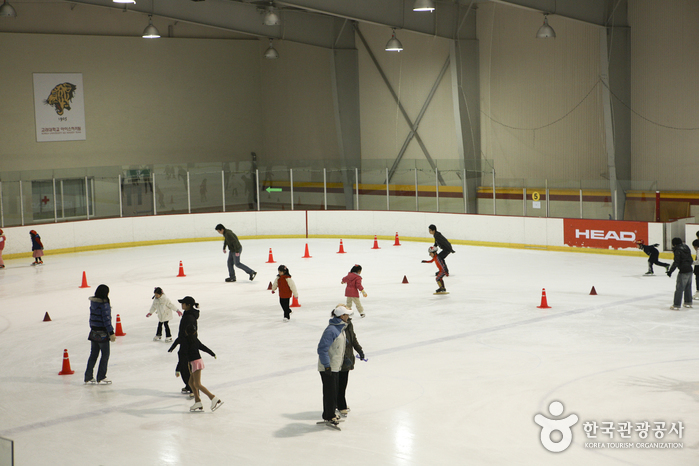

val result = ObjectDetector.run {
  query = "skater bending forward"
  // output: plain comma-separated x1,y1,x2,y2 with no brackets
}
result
169,324,223,412
636,240,669,275
422,246,448,293
317,304,352,426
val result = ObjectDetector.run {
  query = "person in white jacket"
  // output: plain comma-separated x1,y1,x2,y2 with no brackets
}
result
146,287,182,341
317,304,352,426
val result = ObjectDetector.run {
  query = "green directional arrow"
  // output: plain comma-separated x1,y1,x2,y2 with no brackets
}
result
265,187,282,193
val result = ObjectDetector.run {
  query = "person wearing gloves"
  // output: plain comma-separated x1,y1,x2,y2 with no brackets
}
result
337,315,365,417
84,284,116,385
271,265,298,322
635,240,670,275
146,287,182,341
342,264,367,318
667,237,694,310
429,224,454,275
317,304,352,426
215,223,257,283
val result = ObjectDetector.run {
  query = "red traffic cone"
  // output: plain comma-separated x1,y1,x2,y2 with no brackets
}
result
402,275,409,284
268,281,273,290
537,288,551,309
79,271,90,288
177,261,186,277
337,240,346,254
371,235,380,249
266,248,276,263
115,314,126,336
290,296,301,307
43,312,52,322
393,232,401,246
302,243,312,258
58,349,75,375
590,286,597,295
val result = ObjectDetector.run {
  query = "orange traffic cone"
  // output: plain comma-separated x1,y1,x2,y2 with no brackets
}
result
337,240,346,254
177,261,186,277
590,286,597,295
266,248,276,263
537,288,551,309
402,275,409,284
115,314,126,336
43,312,52,322
268,281,273,290
58,349,75,375
290,296,301,307
371,235,380,249
393,232,401,246
302,243,312,258
79,271,90,288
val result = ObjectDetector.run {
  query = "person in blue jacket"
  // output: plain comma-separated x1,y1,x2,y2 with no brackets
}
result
317,304,352,426
636,240,669,275
84,284,116,385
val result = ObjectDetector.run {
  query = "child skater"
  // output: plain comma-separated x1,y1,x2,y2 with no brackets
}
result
0,229,5,269
636,240,669,275
29,230,44,265
146,287,182,341
168,323,223,412
341,264,367,318
422,246,448,294
271,265,298,322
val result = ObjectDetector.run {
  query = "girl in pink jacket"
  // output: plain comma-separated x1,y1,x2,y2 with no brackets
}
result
341,264,367,318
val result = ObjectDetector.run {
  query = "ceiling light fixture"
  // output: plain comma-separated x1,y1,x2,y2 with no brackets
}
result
536,14,556,39
264,38,279,59
142,15,160,38
413,0,435,12
113,0,136,4
385,29,403,52
263,6,280,26
0,0,17,17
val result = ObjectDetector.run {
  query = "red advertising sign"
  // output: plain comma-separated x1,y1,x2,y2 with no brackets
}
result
563,219,648,250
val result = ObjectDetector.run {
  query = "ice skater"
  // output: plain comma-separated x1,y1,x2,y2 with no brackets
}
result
341,264,367,318
692,239,699,299
428,224,454,275
29,230,44,265
173,296,200,396
422,246,448,294
169,324,223,412
84,284,116,385
337,314,365,417
667,237,693,310
317,304,352,429
215,223,257,283
146,287,182,341
0,228,5,269
271,265,298,322
636,240,669,275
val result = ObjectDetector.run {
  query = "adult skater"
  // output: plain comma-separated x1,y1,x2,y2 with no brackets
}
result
174,296,200,396
636,240,669,275
84,284,116,385
667,237,693,310
215,223,257,283
692,239,699,299
428,224,454,274
317,304,352,427
337,314,365,417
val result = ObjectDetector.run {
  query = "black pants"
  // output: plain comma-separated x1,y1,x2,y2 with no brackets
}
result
337,371,350,411
648,252,669,272
156,321,171,337
177,353,191,391
438,250,451,274
319,371,339,420
695,265,699,289
280,297,292,319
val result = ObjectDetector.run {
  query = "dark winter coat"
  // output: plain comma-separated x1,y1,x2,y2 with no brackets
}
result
222,229,242,253
341,319,364,372
669,244,693,274
31,234,44,251
88,296,114,335
640,243,660,258
177,308,200,339
168,334,215,363
433,231,454,253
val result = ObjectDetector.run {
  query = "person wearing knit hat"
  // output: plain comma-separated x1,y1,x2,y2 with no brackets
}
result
84,284,116,385
29,230,44,265
0,229,5,268
316,304,353,427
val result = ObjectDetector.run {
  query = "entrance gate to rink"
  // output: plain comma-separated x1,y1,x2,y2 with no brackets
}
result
0,436,14,466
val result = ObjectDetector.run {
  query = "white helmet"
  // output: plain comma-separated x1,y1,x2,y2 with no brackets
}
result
428,246,438,254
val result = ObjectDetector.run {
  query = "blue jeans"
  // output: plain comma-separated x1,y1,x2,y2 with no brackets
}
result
227,249,254,279
85,339,110,382
674,272,693,307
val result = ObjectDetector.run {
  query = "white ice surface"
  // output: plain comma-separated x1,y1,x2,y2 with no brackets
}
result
0,238,697,466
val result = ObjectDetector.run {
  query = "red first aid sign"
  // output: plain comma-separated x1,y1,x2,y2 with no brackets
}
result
563,219,648,250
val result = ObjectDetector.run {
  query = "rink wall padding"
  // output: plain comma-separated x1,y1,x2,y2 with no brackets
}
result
0,210,679,259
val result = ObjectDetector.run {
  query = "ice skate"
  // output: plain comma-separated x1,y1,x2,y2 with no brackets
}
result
338,408,350,417
153,335,162,341
316,416,342,430
211,397,224,411
84,378,97,385
283,317,290,322
164,336,173,342
190,401,203,412
249,271,257,281
225,277,236,282
683,304,693,308
644,271,654,275
97,378,112,385
360,313,366,318
434,288,449,295
670,305,681,310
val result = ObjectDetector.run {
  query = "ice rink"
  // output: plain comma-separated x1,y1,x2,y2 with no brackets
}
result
0,237,697,465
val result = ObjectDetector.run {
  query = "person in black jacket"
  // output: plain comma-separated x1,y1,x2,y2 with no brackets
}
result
173,296,200,396
667,237,694,310
693,239,699,299
636,240,670,275
429,224,454,275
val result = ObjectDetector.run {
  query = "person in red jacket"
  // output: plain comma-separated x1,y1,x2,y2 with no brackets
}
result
0,229,6,268
342,264,367,318
271,265,298,322
422,246,448,293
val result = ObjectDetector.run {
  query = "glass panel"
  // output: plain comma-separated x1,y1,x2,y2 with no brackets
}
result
0,436,13,466
358,168,388,211
388,168,417,212
258,168,291,210
291,169,325,211
438,170,465,214
151,165,187,215
417,168,437,212
121,168,154,217
189,166,223,214
1,181,22,227
92,176,121,219
326,169,353,210
224,162,256,211
31,180,55,222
